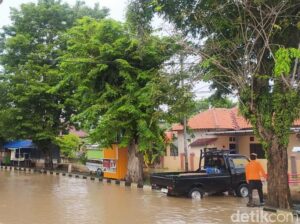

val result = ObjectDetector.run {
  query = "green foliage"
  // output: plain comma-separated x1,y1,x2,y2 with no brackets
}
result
78,153,88,165
144,146,164,167
164,80,196,124
0,0,108,145
239,47,300,150
193,95,236,114
150,0,300,148
126,0,153,35
2,155,11,165
151,0,300,92
59,18,175,156
55,133,81,158
275,48,300,77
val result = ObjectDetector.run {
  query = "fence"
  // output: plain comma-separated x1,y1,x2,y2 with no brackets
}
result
288,173,300,184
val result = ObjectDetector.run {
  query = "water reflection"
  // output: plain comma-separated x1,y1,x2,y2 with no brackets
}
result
0,171,297,224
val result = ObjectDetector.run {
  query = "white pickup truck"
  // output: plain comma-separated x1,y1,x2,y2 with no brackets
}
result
86,159,105,176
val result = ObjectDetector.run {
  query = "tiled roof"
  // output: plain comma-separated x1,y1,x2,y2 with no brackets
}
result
230,107,252,129
172,107,300,131
172,108,238,131
189,137,217,147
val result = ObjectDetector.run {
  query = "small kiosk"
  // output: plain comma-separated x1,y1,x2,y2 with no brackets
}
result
3,140,36,167
103,144,128,180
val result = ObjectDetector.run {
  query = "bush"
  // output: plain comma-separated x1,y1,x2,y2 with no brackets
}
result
55,133,81,159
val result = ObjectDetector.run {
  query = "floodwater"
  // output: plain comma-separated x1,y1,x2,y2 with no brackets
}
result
0,171,298,224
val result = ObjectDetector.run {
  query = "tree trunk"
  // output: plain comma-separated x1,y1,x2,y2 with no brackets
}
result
245,104,293,210
266,140,292,209
126,141,144,185
37,140,54,169
48,143,54,170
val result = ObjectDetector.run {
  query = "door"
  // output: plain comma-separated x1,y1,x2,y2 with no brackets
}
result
229,156,249,188
250,144,265,159
229,144,236,150
207,155,231,193
291,156,297,175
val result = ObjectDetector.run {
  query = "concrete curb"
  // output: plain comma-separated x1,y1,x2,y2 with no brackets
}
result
263,207,277,213
0,165,154,192
263,206,299,216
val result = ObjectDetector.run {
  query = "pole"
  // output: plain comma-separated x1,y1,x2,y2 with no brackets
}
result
183,116,188,171
18,148,20,167
180,54,189,172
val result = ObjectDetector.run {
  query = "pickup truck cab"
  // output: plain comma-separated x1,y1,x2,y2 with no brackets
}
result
151,149,249,199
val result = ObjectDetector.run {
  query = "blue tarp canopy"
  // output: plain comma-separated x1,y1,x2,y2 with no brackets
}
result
3,140,36,150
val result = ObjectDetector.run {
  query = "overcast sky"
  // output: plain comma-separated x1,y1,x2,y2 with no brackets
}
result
0,0,128,28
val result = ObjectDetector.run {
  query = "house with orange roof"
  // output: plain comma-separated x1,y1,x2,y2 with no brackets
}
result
163,107,300,174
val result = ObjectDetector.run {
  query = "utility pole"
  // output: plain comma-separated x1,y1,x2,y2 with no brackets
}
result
180,54,189,172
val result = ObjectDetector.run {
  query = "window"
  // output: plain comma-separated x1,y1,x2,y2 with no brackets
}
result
231,157,249,169
204,155,224,168
204,147,217,151
86,159,103,165
170,144,178,156
229,137,236,142
229,144,236,150
250,136,255,142
250,143,265,159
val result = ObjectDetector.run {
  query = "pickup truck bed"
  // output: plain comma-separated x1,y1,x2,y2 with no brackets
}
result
151,171,232,196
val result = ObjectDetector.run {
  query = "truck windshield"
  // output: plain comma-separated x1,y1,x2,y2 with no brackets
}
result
86,160,103,165
231,157,249,169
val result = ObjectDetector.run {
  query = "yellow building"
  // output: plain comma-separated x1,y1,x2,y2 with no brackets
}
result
103,144,128,180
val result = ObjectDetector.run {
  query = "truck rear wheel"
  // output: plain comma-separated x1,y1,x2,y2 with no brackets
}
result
96,168,103,177
188,187,204,199
236,183,249,197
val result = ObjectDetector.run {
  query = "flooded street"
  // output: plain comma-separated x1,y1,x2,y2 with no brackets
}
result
0,170,297,224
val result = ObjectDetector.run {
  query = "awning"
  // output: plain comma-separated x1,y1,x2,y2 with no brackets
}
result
3,140,36,149
189,137,217,147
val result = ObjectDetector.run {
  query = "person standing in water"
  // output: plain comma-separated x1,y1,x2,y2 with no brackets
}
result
245,153,267,206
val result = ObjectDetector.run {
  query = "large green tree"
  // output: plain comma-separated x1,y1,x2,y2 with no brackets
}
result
150,0,300,208
58,17,175,184
0,0,108,164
